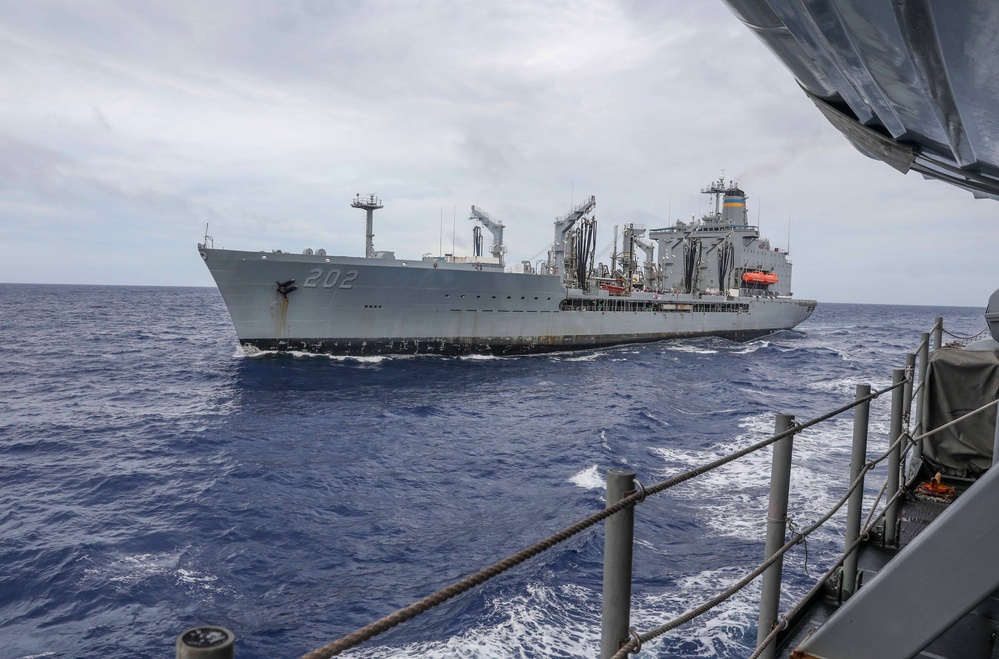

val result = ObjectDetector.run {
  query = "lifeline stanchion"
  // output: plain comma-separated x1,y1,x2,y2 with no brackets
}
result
841,384,870,600
756,413,795,659
902,352,916,479
601,469,636,659
306,379,907,659
933,317,943,351
914,332,931,465
993,406,999,469
903,353,916,430
885,369,905,546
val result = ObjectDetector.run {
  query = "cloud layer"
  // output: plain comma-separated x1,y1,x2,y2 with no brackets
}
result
0,1,993,306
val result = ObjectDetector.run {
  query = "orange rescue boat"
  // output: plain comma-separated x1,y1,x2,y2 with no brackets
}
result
742,271,779,285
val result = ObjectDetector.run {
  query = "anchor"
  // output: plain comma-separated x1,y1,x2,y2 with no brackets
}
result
276,279,297,299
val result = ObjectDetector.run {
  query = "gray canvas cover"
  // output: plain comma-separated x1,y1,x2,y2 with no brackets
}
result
922,348,999,476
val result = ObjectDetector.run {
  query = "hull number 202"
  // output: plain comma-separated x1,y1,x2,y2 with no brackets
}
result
303,269,359,289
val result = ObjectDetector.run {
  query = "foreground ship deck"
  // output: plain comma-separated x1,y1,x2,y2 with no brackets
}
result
200,181,816,356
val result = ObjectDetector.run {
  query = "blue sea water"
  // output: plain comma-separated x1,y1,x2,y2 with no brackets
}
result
0,283,988,658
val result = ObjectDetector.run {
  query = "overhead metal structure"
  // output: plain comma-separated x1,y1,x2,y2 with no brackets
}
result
723,0,999,200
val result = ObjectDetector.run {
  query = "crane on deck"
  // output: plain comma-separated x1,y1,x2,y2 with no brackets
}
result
468,206,507,268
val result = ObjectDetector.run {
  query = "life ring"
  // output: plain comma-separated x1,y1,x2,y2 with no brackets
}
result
433,261,438,269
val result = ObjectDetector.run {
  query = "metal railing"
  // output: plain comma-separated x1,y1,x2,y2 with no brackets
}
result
179,315,999,659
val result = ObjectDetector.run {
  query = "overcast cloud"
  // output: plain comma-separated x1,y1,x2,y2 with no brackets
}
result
1,1,994,306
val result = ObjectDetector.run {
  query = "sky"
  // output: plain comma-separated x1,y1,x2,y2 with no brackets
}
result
1,0,995,306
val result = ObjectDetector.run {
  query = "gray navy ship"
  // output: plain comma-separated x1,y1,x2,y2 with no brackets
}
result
199,178,816,356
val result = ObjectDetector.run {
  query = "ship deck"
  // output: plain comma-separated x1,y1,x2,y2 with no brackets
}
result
778,474,999,658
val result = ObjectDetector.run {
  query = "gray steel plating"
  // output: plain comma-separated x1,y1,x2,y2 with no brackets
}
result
199,247,815,356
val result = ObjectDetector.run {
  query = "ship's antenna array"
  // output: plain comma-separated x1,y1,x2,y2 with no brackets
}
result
351,193,383,258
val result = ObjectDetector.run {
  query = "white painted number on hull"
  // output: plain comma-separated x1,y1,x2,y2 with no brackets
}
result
303,268,359,289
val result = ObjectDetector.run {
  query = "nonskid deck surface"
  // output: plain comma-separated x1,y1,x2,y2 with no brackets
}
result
778,491,999,658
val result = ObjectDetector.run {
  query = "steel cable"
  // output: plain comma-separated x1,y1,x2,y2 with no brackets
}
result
303,377,908,658
613,452,884,658
751,476,912,659
941,326,989,341
638,378,906,501
299,493,638,659
691,328,940,658
614,398,913,658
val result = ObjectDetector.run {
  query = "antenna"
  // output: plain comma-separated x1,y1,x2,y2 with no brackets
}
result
787,215,792,254
439,206,443,257
452,206,456,257
351,193,383,258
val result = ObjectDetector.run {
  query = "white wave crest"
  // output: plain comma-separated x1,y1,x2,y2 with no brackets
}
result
664,344,719,355
808,376,892,393
564,352,602,362
600,430,610,450
731,340,769,355
647,412,869,550
347,582,600,658
629,567,760,657
82,550,228,597
569,465,605,491
641,410,672,427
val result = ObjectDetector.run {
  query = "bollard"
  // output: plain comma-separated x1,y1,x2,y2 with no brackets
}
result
841,384,870,600
885,369,905,546
933,317,943,351
177,626,234,659
601,469,636,659
756,414,795,659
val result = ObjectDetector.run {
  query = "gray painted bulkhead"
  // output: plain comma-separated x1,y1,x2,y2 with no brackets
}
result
795,465,999,659
200,247,814,355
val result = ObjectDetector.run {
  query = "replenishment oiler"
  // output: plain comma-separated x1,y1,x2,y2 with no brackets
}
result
199,178,816,355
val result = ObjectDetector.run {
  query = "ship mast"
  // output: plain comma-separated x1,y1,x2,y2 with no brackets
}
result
701,175,727,219
351,194,383,258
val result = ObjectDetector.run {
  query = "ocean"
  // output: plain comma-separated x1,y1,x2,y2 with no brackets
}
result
0,283,987,658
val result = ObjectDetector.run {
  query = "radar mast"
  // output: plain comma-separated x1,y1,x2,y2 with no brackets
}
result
352,194,383,258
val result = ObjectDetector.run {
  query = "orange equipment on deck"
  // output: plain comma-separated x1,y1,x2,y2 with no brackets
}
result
742,271,779,285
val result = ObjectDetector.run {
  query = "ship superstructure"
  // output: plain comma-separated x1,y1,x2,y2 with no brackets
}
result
651,178,792,296
199,180,815,356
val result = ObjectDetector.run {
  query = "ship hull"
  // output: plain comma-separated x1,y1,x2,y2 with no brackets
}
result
200,247,816,355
